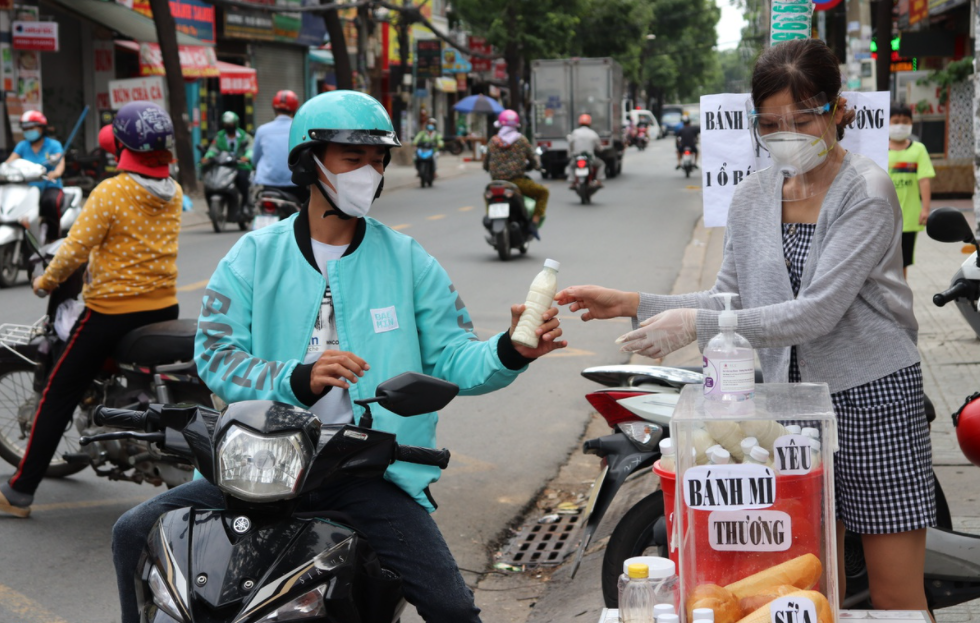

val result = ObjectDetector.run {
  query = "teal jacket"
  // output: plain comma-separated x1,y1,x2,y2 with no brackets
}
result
195,209,531,510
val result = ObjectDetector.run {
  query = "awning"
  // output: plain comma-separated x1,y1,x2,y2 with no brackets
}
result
42,0,209,47
115,40,219,78
217,62,258,95
309,49,335,66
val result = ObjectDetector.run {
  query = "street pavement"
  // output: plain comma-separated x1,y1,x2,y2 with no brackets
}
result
0,138,706,622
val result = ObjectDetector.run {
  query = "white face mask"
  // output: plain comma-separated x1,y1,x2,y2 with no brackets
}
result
314,156,383,218
762,131,831,175
889,124,912,142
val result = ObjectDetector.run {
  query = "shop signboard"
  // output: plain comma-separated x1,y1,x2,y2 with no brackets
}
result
441,46,471,74
909,0,929,23
220,72,259,95
434,76,457,93
224,7,276,41
109,75,167,111
223,0,313,44
94,40,115,112
769,0,813,46
469,36,491,72
12,21,58,52
416,39,442,79
928,0,967,15
132,0,216,44
494,59,507,81
138,43,219,78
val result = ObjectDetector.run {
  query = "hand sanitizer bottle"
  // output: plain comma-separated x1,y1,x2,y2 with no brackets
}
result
702,293,755,407
511,259,560,348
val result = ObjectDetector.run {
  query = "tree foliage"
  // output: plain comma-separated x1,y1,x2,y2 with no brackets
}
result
641,0,722,104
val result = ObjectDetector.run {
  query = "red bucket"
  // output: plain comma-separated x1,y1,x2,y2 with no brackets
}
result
652,460,680,568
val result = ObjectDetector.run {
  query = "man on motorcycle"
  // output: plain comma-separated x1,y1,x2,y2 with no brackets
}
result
675,114,700,169
484,109,548,231
413,121,444,177
203,111,254,208
111,91,567,623
252,90,309,203
566,113,605,188
0,102,183,518
4,111,65,243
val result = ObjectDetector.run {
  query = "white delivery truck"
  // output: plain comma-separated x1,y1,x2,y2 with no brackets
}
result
530,57,625,180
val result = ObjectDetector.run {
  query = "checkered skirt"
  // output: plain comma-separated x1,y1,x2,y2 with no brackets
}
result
784,223,935,534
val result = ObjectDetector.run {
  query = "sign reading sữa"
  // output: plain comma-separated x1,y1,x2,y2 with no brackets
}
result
770,0,813,47
699,91,890,228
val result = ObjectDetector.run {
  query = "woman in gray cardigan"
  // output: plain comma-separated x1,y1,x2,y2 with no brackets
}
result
557,39,933,613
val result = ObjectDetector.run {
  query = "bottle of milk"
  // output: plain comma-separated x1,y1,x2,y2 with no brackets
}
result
511,259,560,349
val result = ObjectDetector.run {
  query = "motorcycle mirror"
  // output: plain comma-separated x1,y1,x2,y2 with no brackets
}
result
374,372,459,417
927,207,976,245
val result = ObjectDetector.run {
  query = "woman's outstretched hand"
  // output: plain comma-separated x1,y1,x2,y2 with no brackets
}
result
615,309,697,359
555,286,639,321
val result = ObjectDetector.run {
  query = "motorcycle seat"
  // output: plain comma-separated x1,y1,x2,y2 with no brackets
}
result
114,319,197,367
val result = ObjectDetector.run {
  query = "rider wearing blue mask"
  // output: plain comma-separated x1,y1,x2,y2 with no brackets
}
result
111,91,568,623
5,110,65,243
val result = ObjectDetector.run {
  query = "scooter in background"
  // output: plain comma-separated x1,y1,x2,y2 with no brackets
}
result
415,141,437,188
482,181,536,261
680,148,695,178
202,151,250,233
253,187,303,230
926,206,980,338
570,152,601,205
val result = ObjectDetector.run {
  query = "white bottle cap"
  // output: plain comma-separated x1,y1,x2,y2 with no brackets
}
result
658,615,680,623
740,437,759,455
802,427,820,440
750,446,770,462
706,444,723,456
786,425,802,435
659,438,675,456
654,604,676,618
692,608,715,621
645,556,676,579
710,447,731,464
543,258,561,271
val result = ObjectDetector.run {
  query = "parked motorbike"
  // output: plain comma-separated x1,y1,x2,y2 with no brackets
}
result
62,145,116,195
926,206,980,338
0,159,82,287
680,148,695,178
253,187,303,231
202,151,250,233
0,234,212,485
442,137,465,156
483,180,536,261
574,364,970,612
415,141,437,188
79,372,457,623
571,152,601,205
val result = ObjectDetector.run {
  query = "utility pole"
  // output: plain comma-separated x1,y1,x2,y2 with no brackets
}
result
322,0,353,89
874,0,892,92
148,0,198,192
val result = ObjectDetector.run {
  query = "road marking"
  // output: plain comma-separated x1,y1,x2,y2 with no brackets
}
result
685,185,701,190
459,206,475,212
29,495,153,513
392,224,411,231
0,584,70,623
177,279,210,292
427,214,447,221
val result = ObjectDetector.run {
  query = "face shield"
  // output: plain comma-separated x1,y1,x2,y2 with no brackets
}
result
746,93,839,202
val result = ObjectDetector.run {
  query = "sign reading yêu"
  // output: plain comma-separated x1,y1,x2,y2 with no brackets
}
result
699,91,890,228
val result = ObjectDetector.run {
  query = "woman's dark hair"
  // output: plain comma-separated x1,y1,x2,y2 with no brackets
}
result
751,39,856,140
890,101,913,119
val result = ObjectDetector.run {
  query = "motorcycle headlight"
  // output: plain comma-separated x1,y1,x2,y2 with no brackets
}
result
149,565,187,622
255,585,326,622
217,425,311,501
618,421,663,452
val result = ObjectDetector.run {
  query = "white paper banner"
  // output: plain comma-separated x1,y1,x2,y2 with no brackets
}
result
700,91,890,228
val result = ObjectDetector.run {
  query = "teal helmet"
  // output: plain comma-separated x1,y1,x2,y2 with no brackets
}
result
288,90,400,187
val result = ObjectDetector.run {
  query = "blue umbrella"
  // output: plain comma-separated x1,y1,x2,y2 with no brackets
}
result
454,94,505,114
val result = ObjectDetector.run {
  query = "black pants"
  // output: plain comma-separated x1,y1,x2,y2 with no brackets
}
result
235,169,251,211
39,187,63,243
8,304,179,496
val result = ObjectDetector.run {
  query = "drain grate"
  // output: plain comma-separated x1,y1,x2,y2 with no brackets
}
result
499,513,583,567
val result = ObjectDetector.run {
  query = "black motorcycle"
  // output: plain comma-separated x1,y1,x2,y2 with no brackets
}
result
202,151,250,233
0,233,211,485
482,181,536,261
79,372,457,623
415,141,437,188
570,152,601,205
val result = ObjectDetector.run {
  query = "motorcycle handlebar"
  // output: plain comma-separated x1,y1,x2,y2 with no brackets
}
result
933,280,973,307
395,445,451,470
93,406,151,431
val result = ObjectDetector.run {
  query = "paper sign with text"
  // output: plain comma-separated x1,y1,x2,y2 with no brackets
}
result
700,91,889,228
708,510,793,551
683,464,776,511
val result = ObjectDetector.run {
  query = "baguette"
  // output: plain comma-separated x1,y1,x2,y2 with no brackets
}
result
737,584,798,614
724,553,822,600
734,589,832,623
686,584,741,623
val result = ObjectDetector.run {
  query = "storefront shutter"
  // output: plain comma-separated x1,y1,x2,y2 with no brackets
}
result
253,44,306,126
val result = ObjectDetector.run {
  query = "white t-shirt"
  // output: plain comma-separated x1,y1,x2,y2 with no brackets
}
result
305,239,353,424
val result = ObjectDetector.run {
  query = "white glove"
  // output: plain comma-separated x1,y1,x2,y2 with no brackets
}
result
615,308,697,358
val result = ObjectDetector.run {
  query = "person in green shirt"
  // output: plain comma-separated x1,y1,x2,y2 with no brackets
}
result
413,121,444,179
887,102,935,279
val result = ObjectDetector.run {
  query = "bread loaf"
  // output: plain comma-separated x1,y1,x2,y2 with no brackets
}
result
686,584,741,623
734,589,832,623
724,553,822,599
737,584,798,614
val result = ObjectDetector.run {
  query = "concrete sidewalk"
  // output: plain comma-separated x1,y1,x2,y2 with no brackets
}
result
471,198,980,623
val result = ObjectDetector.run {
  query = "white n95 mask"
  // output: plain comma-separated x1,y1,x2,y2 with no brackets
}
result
761,131,831,176
314,156,384,218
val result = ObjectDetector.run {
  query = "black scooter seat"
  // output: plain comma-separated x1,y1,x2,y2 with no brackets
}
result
114,319,197,367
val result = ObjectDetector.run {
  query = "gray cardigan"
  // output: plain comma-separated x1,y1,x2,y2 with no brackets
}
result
638,152,920,394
